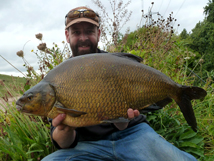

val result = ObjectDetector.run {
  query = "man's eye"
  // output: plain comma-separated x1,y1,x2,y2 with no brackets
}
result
73,31,80,35
87,30,93,34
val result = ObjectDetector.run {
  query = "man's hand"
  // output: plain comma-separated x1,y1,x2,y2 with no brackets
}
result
114,108,140,130
52,114,76,149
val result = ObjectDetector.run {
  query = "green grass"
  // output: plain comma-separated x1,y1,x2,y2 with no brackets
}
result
0,74,26,97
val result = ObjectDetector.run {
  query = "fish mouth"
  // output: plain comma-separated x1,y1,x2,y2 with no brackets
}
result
16,104,23,111
16,104,31,113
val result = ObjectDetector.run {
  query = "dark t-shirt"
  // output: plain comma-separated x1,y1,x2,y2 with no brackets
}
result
50,49,148,149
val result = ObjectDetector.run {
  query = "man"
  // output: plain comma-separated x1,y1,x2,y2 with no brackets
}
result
42,6,197,161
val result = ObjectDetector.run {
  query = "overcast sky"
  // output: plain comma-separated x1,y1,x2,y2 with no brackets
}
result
0,0,208,77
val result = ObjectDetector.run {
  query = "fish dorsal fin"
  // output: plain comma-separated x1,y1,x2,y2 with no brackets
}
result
54,102,86,117
112,53,143,63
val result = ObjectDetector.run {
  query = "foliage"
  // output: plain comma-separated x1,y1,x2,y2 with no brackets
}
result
180,28,189,40
204,0,214,23
146,110,205,158
180,0,214,80
189,21,214,72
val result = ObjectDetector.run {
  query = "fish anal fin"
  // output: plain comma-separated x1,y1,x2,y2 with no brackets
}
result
101,117,130,123
140,97,172,113
55,102,86,117
155,97,173,107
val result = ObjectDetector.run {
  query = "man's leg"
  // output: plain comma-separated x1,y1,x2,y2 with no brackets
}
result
115,123,197,161
42,139,115,161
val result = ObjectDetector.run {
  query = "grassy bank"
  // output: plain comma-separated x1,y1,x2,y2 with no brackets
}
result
0,74,26,98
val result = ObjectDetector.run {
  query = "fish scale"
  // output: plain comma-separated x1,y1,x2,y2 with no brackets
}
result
16,53,207,131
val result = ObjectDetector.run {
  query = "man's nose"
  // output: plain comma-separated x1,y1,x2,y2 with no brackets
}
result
79,33,88,41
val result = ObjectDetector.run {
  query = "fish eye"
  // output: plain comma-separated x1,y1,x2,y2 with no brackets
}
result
27,96,33,101
27,93,34,101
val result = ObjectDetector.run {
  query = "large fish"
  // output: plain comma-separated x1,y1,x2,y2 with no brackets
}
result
16,53,207,131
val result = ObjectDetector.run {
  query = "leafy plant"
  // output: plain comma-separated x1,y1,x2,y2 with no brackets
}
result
146,109,204,158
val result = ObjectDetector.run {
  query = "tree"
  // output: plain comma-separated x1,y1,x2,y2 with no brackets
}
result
180,28,189,40
188,0,214,73
204,0,214,22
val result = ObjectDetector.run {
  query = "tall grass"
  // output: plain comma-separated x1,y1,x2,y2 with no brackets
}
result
0,73,55,160
0,98,55,160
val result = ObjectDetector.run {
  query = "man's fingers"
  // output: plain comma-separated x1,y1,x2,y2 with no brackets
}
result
127,108,134,119
134,110,140,117
52,113,66,127
127,109,140,119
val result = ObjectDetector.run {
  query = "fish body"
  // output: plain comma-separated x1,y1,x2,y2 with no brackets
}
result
16,53,207,131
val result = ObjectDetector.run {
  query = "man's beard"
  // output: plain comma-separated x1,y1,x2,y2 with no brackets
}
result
70,40,98,57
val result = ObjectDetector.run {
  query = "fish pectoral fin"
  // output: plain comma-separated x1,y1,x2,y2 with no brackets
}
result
55,104,86,117
101,117,130,123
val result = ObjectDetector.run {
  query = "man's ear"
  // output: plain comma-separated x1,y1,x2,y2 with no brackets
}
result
65,29,70,43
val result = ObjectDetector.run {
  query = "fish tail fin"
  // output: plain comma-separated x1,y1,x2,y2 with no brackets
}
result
174,86,207,132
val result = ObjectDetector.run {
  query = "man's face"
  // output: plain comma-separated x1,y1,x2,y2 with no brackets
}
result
65,22,100,57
